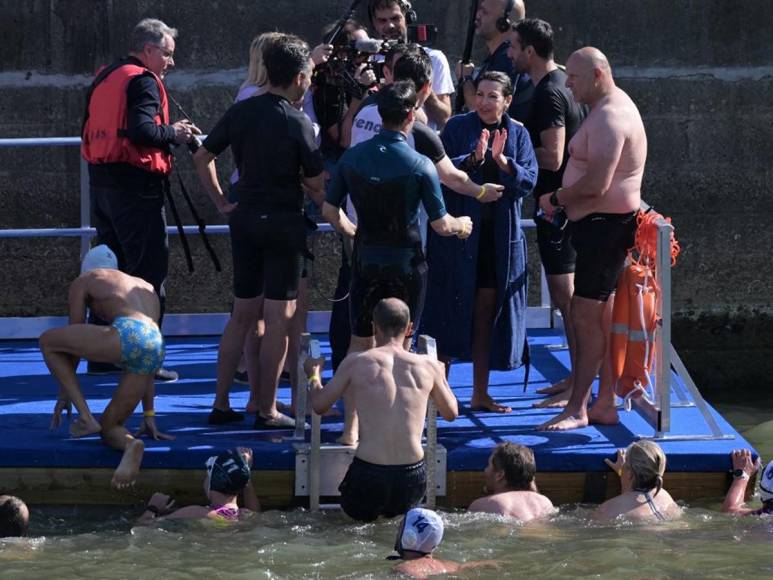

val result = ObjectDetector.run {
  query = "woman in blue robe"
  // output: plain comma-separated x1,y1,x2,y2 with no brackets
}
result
422,71,538,413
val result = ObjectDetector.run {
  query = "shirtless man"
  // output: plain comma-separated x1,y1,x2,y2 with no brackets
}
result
304,298,458,522
721,449,771,516
468,442,555,521
537,47,646,431
39,245,171,489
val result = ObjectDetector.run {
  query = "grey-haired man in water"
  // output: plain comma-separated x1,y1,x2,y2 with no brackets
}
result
468,442,555,521
304,297,459,522
39,245,172,490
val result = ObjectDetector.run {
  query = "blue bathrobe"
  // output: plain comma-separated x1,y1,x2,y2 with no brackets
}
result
421,112,538,369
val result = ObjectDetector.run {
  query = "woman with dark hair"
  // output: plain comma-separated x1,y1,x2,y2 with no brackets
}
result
597,440,681,521
422,71,538,413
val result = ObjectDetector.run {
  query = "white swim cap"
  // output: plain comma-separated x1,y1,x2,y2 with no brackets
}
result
759,460,773,503
396,508,444,556
81,244,118,274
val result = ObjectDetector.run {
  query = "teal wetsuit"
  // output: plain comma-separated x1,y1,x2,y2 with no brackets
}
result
111,316,165,375
327,130,447,337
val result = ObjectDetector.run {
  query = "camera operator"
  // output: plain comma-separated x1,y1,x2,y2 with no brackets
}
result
456,0,533,121
368,0,454,130
81,18,201,382
193,34,332,430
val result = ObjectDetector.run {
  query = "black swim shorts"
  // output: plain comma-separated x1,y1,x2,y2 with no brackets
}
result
572,211,637,302
535,214,576,276
228,209,306,300
339,457,427,522
349,245,427,338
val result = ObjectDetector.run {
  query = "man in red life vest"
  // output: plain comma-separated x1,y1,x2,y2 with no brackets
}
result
81,18,200,381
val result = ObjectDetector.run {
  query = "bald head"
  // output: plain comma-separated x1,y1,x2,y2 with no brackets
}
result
569,47,611,75
372,298,411,338
512,0,526,22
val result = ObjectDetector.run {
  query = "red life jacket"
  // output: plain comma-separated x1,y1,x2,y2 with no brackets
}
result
81,62,173,175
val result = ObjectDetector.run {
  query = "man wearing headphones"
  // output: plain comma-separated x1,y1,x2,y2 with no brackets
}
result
368,0,455,130
456,0,533,121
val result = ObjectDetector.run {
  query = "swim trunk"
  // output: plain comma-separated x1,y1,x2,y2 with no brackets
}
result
339,457,426,522
110,316,165,375
228,209,306,300
349,245,427,338
572,211,637,302
535,214,576,276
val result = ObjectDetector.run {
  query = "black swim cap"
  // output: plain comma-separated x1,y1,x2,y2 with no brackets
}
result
206,449,251,495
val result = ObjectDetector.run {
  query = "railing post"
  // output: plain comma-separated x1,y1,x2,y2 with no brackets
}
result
79,156,91,257
655,222,672,434
417,335,438,509
306,339,322,511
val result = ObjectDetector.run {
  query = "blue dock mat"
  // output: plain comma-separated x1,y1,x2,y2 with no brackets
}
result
0,330,753,474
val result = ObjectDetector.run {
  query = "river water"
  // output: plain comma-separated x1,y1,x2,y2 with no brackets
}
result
2,398,771,578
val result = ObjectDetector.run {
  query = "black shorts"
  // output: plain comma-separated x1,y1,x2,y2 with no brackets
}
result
339,457,426,522
476,219,497,289
572,211,637,302
535,214,576,276
228,209,306,300
349,245,427,338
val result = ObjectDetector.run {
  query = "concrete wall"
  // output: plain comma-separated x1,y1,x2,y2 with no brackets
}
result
1,0,771,390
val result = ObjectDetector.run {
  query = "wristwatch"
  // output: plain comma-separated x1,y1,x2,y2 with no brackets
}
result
549,189,564,209
732,469,749,480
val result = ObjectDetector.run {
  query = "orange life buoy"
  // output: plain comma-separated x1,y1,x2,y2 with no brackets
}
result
609,210,680,407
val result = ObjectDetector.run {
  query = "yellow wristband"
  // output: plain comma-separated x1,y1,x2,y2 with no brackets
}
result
143,410,155,417
475,186,486,200
616,469,622,477
307,374,321,385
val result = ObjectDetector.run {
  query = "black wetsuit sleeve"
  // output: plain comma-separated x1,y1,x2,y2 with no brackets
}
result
201,106,234,156
292,113,324,178
125,75,176,147
418,159,447,221
412,122,446,164
326,156,348,207
531,86,566,133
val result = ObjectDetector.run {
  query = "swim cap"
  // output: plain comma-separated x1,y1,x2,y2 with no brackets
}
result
205,449,251,495
81,244,118,274
395,508,444,556
759,460,773,503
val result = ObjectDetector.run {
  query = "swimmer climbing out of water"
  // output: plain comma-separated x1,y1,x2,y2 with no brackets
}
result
390,508,501,579
596,440,681,521
305,298,459,522
39,245,173,490
721,449,771,516
137,447,259,523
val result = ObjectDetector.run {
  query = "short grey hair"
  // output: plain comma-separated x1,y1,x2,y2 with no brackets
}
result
129,18,178,53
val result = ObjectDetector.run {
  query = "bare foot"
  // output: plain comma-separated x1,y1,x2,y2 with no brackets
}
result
69,416,102,438
588,403,620,425
533,389,572,409
470,395,512,414
536,377,571,396
246,400,259,414
537,409,588,431
111,439,144,490
335,434,357,446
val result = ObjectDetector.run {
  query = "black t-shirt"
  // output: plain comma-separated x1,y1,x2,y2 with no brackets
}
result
525,68,588,196
312,83,349,159
203,93,324,213
412,121,446,164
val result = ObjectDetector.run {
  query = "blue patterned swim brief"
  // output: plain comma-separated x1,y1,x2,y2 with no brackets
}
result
111,317,165,375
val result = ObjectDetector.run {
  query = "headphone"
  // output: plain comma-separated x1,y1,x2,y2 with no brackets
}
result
369,0,417,27
496,0,515,33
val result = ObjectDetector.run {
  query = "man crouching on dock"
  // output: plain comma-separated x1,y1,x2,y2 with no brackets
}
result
40,245,172,489
304,298,459,522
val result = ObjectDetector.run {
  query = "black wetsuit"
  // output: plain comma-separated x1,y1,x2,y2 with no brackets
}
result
326,129,447,337
204,92,324,300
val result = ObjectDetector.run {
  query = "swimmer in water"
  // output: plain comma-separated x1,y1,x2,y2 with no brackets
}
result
137,447,259,523
721,449,771,516
0,495,29,538
391,508,500,579
468,443,556,521
596,440,681,521
40,245,173,490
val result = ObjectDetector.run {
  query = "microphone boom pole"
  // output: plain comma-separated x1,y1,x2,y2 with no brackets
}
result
454,0,479,114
